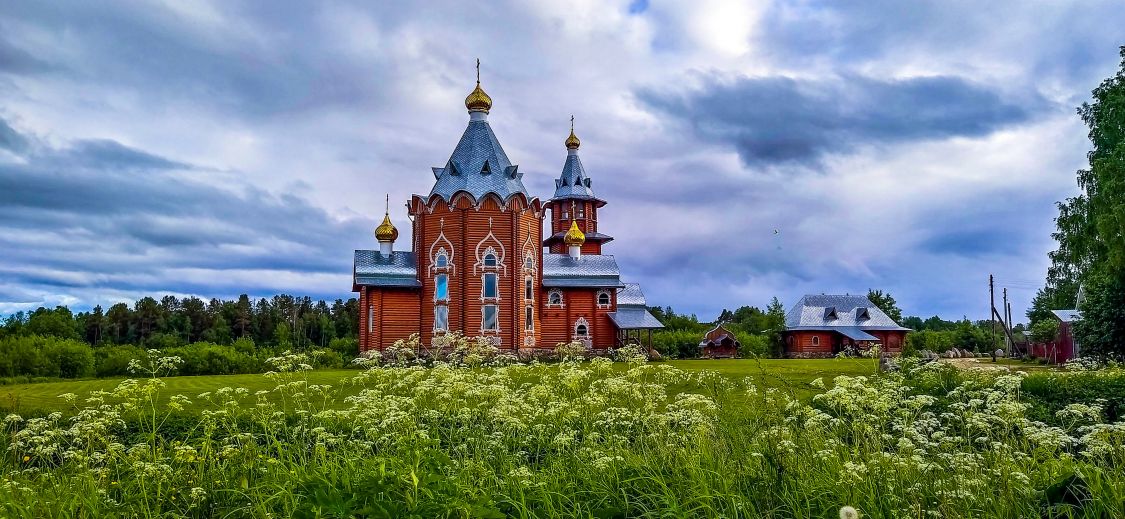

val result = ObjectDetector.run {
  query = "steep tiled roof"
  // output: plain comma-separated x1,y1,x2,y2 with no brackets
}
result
785,294,909,330
353,250,420,287
428,117,529,202
542,253,623,288
551,152,599,201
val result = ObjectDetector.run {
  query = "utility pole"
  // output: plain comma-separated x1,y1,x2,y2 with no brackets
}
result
989,274,996,336
1002,288,1009,352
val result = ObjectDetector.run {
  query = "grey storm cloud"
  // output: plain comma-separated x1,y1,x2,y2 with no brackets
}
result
0,35,52,74
0,0,1120,320
0,117,28,152
0,116,370,299
753,1,1125,86
639,74,1048,167
0,2,387,120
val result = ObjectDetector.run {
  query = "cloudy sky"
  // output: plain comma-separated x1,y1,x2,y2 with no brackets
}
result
1,1,1122,322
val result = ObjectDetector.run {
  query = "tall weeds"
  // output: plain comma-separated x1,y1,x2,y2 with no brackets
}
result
1,351,1123,517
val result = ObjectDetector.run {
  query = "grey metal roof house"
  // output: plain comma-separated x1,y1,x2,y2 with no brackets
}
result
783,294,911,356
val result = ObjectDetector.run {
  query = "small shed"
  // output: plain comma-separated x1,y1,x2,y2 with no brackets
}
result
1030,309,1081,363
699,325,740,358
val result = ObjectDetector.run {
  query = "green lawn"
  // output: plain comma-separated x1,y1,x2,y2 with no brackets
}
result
0,358,879,415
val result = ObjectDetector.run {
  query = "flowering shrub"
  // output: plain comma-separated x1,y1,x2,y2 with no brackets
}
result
554,340,587,362
1,354,1124,517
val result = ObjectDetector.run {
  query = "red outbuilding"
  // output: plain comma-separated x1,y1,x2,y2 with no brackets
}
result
699,325,740,358
1029,309,1081,363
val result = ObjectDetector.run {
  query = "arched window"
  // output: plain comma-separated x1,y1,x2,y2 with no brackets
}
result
484,253,497,267
811,336,820,346
548,290,563,306
575,323,588,337
367,304,374,333
483,273,498,299
525,306,533,331
435,253,448,268
524,255,534,270
597,291,610,307
435,274,448,302
525,277,534,300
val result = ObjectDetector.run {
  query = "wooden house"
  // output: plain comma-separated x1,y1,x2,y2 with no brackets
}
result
782,294,910,358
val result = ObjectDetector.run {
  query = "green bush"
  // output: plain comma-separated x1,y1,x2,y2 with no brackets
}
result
94,345,147,377
328,337,359,359
652,329,704,359
164,342,263,376
1021,368,1125,423
735,333,770,357
0,335,93,379
904,330,954,353
311,348,346,369
48,339,95,378
1029,319,1059,344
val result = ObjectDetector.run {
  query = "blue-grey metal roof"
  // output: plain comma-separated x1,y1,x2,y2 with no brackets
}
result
785,294,909,330
617,283,647,307
550,151,599,201
608,308,665,329
1051,309,1082,323
353,250,420,288
835,327,880,341
542,253,623,288
428,117,529,202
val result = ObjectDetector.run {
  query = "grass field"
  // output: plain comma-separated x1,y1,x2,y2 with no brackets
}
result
0,358,881,414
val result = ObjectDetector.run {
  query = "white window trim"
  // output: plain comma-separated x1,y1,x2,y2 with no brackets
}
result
367,304,374,333
573,316,590,338
547,289,564,308
596,289,612,309
481,304,500,333
433,304,449,332
811,336,820,346
481,272,500,301
525,305,534,331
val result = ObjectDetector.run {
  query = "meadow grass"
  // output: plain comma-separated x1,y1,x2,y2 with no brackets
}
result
0,358,879,414
1,352,1118,518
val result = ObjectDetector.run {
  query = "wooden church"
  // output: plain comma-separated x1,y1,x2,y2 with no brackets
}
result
352,70,663,353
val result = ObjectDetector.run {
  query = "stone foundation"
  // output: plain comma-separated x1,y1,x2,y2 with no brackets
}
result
785,351,835,359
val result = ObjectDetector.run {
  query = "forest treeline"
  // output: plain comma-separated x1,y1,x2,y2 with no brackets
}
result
0,289,1011,382
1,294,359,349
0,294,360,383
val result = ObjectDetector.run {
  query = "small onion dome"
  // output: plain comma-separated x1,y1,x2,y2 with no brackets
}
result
375,213,398,243
465,82,492,113
563,220,585,247
565,128,580,150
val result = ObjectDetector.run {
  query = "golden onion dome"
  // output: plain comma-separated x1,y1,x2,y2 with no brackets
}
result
375,212,398,243
565,129,580,150
465,82,492,112
563,220,585,247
